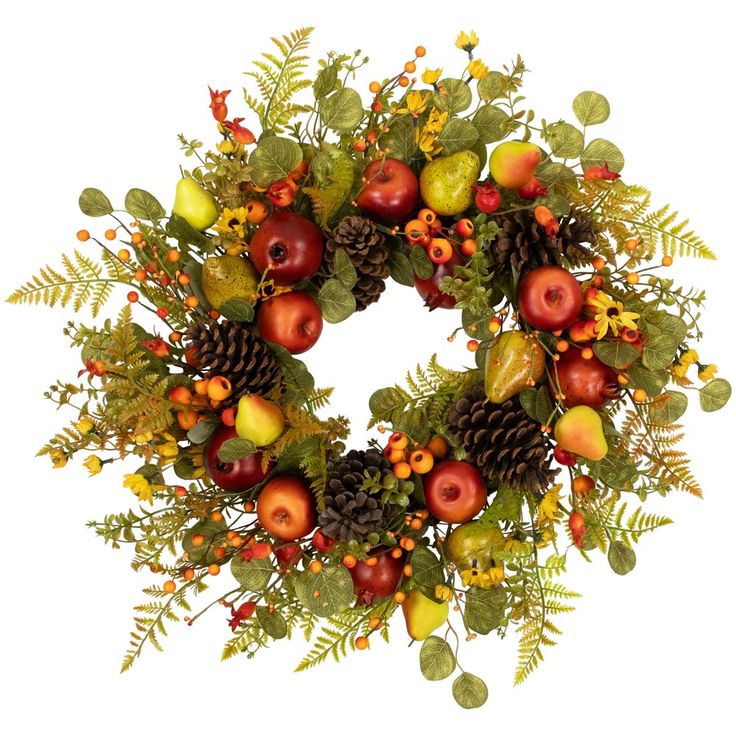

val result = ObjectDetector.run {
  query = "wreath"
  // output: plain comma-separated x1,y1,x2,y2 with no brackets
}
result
9,28,731,708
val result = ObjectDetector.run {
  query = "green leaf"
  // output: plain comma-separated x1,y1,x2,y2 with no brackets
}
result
173,454,200,480
268,343,315,406
433,78,472,115
463,586,506,634
608,540,636,575
182,520,227,565
124,188,165,221
642,334,678,370
387,249,414,287
218,437,257,462
231,555,274,592
462,309,493,340
187,418,219,445
543,194,572,217
572,91,610,126
473,105,510,144
313,64,339,99
519,388,540,421
535,387,555,424
182,260,212,311
546,122,585,159
580,138,624,173
410,244,434,279
294,567,354,617
79,188,113,217
381,117,417,163
437,118,478,155
332,249,358,289
419,636,456,680
249,137,303,187
256,606,287,639
627,363,668,396
317,278,356,323
452,672,488,709
649,391,688,424
394,405,431,446
480,486,521,523
320,88,364,131
218,298,255,323
699,378,732,412
537,161,577,189
592,341,639,368
411,546,445,601
369,386,409,422
477,72,505,101
167,213,212,250
656,313,688,345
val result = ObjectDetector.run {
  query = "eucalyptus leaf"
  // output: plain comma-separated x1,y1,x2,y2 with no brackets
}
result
332,249,358,289
388,249,414,287
79,187,113,217
320,88,364,131
463,586,506,634
434,78,472,115
183,520,227,565
477,72,505,101
580,138,624,172
394,405,431,446
608,540,636,575
313,64,339,99
519,388,540,421
535,387,555,424
546,122,585,159
656,313,688,345
462,309,493,340
256,606,288,639
452,672,488,709
627,363,668,396
410,244,434,279
125,188,165,221
231,556,274,592
573,91,611,126
437,118,478,155
167,213,212,249
218,437,257,462
593,341,639,368
268,343,315,407
294,567,354,617
473,105,510,144
642,334,678,370
543,193,572,216
411,546,445,601
187,418,219,445
249,137,303,187
480,486,521,523
317,278,356,323
381,117,417,163
699,378,732,412
537,161,577,188
218,298,255,323
649,391,688,424
419,636,456,680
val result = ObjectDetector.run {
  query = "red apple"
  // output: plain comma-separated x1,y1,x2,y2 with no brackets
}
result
551,346,619,409
415,249,464,310
349,551,404,606
356,158,419,226
518,265,582,332
424,460,487,524
257,475,316,541
249,210,324,285
256,291,323,354
204,423,273,493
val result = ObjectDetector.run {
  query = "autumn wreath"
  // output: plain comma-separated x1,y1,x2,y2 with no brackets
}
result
9,28,730,708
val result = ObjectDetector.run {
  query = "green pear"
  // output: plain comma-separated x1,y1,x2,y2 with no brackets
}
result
201,255,259,309
419,150,480,216
446,521,504,571
554,405,608,461
489,141,541,189
402,589,449,641
172,177,219,231
485,330,546,404
235,395,285,447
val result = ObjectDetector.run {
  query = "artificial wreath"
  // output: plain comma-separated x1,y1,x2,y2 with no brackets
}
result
9,28,731,708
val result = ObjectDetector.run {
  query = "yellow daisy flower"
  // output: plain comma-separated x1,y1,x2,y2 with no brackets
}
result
83,455,103,476
434,584,453,602
156,433,180,460
697,363,718,382
467,59,489,79
217,139,235,154
50,448,68,469
214,207,249,239
124,474,155,505
590,291,640,339
673,349,699,378
75,417,94,435
460,563,504,589
397,90,429,118
421,67,442,85
134,430,154,445
455,30,479,52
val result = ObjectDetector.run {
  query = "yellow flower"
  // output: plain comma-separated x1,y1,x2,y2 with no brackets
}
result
83,455,103,476
424,108,448,133
455,30,479,52
673,349,699,378
421,67,442,85
226,244,248,256
697,363,718,382
50,449,68,469
134,430,154,445
397,90,429,117
460,563,504,589
217,139,235,154
537,484,562,524
156,433,180,460
467,59,489,79
590,292,640,339
434,584,453,602
75,417,94,435
124,474,154,505
214,207,249,239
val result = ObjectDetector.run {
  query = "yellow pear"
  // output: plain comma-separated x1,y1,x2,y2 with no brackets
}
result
201,255,259,309
489,141,541,189
445,521,505,571
235,395,285,447
172,177,219,231
402,589,449,641
554,405,608,461
484,330,545,404
419,150,481,216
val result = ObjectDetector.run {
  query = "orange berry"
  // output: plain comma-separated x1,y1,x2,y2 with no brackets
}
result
393,461,411,479
398,75,410,87
175,486,187,498
192,533,205,548
417,208,438,227
633,388,648,403
127,291,139,303
467,339,479,353
581,347,594,360
231,535,243,547
309,560,323,574
104,228,117,241
592,256,606,270
369,81,381,93
76,229,90,242
416,510,429,521
244,501,255,513
368,617,382,630
176,409,200,431
403,564,413,577
404,61,416,73
131,232,143,245
572,475,595,496
353,138,367,152
461,238,477,257
365,556,379,568
183,567,195,581
163,580,176,594
384,446,405,464
400,537,416,552
371,100,383,113
662,255,673,266
178,273,191,285
245,199,268,224
208,564,220,576
556,339,570,353
166,249,180,263
409,450,434,475
391,547,403,559
410,518,422,530
428,237,452,264
207,376,232,401
626,272,640,285
393,591,406,603
355,636,370,650
415,45,426,57
342,554,357,569
168,385,193,405
426,435,449,459
214,547,226,559
489,318,501,334
184,295,200,309
210,511,224,523
194,379,210,396
221,407,236,427
624,238,638,251
134,268,147,282
388,431,409,450
117,248,131,262
404,218,429,243
618,374,629,385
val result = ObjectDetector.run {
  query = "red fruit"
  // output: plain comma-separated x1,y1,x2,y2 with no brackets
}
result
275,543,302,568
424,460,487,524
517,176,548,200
257,475,316,542
551,346,619,409
204,424,273,493
473,183,501,213
415,249,464,310
518,265,583,332
553,444,578,466
568,320,597,343
427,238,453,264
256,291,323,354
313,529,335,552
568,511,586,548
583,162,620,181
249,210,324,285
455,218,474,239
208,87,230,122
349,551,404,606
356,158,419,225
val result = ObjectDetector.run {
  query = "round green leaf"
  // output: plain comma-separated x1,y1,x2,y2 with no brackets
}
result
182,520,228,565
381,117,417,163
369,386,408,422
256,606,288,639
642,334,678,370
294,567,354,617
546,122,585,159
79,188,113,217
411,546,445,601
580,138,624,173
649,391,688,424
317,278,356,324
452,672,488,709
320,88,364,131
218,437,257,462
464,586,506,634
437,118,478,155
477,72,505,101
125,188,165,221
387,249,414,287
313,64,339,99
473,105,511,144
218,298,255,323
187,418,219,445
332,249,358,289
573,91,611,126
627,363,668,396
699,378,731,412
410,243,434,279
537,161,577,188
433,78,472,114
592,341,639,368
608,540,636,575
542,194,572,216
419,636,456,680
249,137,303,188
231,555,274,592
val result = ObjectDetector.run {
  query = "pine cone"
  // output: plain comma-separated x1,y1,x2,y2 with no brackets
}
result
491,208,595,274
322,215,391,311
185,321,283,406
447,385,558,494
318,449,396,542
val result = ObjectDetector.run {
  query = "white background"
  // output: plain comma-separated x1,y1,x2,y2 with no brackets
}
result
1,1,734,733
